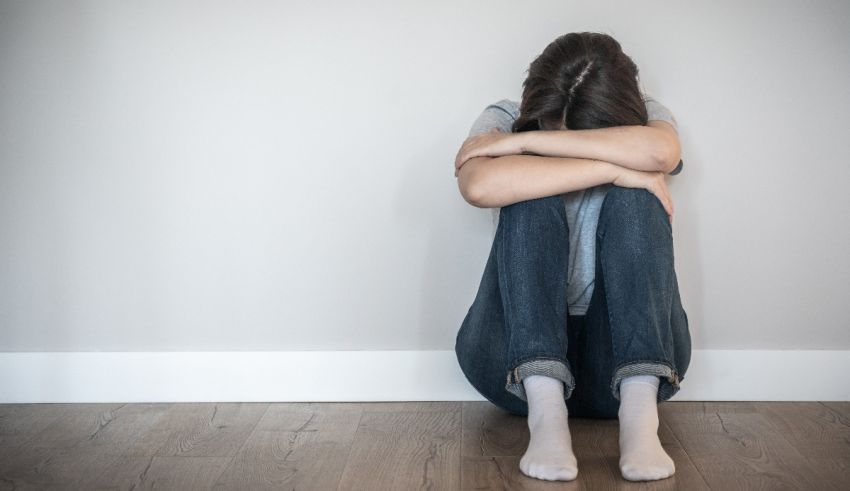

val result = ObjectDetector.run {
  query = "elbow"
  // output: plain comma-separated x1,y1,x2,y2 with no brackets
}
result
457,157,493,207
654,135,682,174
460,176,489,207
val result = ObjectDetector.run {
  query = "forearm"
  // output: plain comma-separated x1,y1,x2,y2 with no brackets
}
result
519,125,669,172
457,154,621,208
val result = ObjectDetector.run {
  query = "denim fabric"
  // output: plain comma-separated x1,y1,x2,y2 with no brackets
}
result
471,97,683,316
454,186,692,419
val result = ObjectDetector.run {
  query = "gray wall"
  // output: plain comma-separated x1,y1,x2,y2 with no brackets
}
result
1,0,848,351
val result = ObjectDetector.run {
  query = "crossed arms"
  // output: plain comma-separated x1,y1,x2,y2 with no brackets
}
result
455,121,681,217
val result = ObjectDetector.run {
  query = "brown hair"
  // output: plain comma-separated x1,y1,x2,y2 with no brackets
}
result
512,32,648,133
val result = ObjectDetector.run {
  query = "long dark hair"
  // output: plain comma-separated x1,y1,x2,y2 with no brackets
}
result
512,32,648,133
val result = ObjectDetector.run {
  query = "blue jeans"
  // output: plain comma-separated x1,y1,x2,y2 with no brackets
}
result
454,186,692,419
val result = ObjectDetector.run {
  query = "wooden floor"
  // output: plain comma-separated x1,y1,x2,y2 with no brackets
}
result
0,401,847,490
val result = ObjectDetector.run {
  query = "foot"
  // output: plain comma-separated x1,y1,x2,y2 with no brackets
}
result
617,375,675,481
518,375,578,481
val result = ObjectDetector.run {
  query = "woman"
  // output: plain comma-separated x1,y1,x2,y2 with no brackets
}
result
453,32,692,483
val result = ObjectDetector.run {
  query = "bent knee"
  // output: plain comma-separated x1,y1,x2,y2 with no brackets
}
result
600,186,668,224
500,195,563,217
604,186,659,209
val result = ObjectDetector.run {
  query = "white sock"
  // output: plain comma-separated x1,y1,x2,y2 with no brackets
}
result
518,374,578,481
617,374,676,481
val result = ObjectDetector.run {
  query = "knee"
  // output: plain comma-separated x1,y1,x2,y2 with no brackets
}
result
498,195,565,225
598,187,671,243
601,187,666,221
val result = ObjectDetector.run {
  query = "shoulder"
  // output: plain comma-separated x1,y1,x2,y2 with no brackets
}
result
641,92,678,132
485,99,520,119
642,92,684,175
467,99,520,138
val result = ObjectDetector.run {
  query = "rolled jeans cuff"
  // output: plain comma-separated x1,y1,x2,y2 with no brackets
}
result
611,361,682,402
505,358,576,402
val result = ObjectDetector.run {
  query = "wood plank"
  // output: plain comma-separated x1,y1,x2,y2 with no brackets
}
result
0,443,122,488
0,434,32,464
663,403,828,490
13,403,126,449
821,401,850,421
125,402,268,458
362,401,462,413
58,403,171,455
754,402,850,452
461,401,582,488
460,401,527,457
460,455,570,490
2,401,847,488
338,409,461,490
0,403,68,435
253,401,363,432
753,402,850,488
255,402,364,418
85,455,232,489
212,430,350,490
660,401,759,414
657,418,712,490
212,403,364,489
0,403,68,463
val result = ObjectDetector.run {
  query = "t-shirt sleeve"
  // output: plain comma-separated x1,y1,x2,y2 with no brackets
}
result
644,95,683,175
467,100,517,138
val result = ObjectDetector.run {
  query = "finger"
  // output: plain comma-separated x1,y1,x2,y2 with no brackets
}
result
455,149,468,171
458,148,481,168
455,140,472,168
650,187,670,217
456,142,470,166
660,194,673,218
455,158,468,176
456,152,468,171
657,186,674,218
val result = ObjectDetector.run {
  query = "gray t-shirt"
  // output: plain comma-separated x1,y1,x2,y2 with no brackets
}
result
465,93,681,316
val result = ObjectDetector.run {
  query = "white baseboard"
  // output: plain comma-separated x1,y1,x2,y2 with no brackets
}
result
0,350,848,403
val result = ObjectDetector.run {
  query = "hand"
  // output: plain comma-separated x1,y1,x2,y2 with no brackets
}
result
612,167,674,225
454,128,523,177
